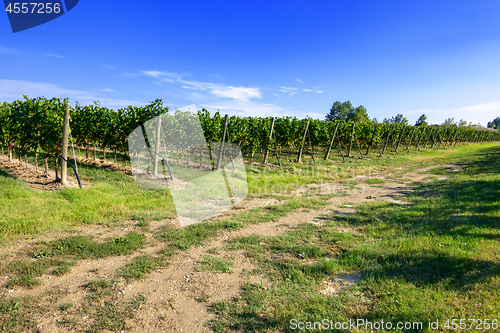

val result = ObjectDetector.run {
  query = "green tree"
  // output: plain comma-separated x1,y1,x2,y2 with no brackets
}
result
415,114,427,126
348,105,370,123
384,114,408,124
442,117,456,127
326,101,369,122
487,117,500,129
326,101,353,121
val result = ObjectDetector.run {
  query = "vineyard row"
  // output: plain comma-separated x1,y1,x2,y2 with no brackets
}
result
0,96,499,176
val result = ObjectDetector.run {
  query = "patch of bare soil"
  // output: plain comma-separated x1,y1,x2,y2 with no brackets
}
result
0,153,136,191
73,155,133,176
0,163,458,332
0,156,83,190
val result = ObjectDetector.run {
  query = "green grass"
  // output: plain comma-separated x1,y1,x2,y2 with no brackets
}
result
32,231,146,259
0,295,39,332
0,158,177,241
207,144,500,332
118,254,168,281
364,177,385,184
68,278,147,332
1,257,75,288
196,255,233,273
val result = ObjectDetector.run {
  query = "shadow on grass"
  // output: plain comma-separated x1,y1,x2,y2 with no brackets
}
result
462,145,500,176
334,145,500,292
407,179,500,238
345,249,500,290
0,168,16,179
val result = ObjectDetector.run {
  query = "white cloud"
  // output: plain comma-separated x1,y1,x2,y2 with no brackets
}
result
102,64,118,70
139,70,275,116
92,98,144,109
211,86,261,102
278,86,320,94
201,100,285,118
278,86,299,91
0,79,143,109
122,72,140,78
142,70,182,81
45,53,65,59
405,101,500,126
0,45,14,53
99,88,114,92
178,79,262,102
141,70,262,102
316,90,324,93
294,78,304,83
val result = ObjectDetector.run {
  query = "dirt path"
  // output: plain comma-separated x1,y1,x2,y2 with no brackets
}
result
0,163,456,332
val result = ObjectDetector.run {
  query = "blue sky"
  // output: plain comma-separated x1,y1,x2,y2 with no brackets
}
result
1,1,500,125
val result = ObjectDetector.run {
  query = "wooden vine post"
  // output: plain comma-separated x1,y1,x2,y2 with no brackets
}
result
425,127,434,149
437,128,446,149
382,123,393,154
153,114,162,177
263,117,275,164
406,126,416,152
215,114,229,170
60,102,70,185
431,127,439,148
443,129,449,148
394,124,406,154
297,118,310,163
365,123,378,155
448,128,458,147
347,122,355,157
324,121,339,160
415,126,425,151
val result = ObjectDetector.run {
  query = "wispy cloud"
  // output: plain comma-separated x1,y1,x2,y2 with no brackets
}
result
102,64,118,70
99,88,114,92
278,86,299,93
0,79,143,108
294,78,304,83
201,100,284,118
176,79,260,102
141,70,262,103
142,70,182,82
278,85,322,95
405,101,500,126
139,70,290,116
211,86,260,102
0,45,14,53
45,53,65,59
